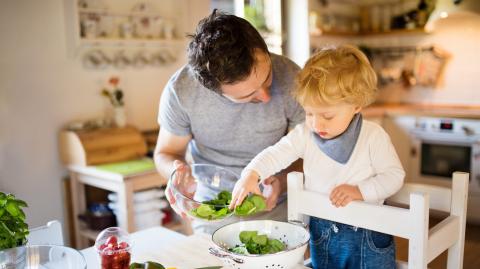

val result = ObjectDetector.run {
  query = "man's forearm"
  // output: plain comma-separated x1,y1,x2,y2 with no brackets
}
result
154,152,187,181
273,159,303,194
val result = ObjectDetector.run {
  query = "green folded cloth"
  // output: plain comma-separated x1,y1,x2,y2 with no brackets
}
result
95,158,156,175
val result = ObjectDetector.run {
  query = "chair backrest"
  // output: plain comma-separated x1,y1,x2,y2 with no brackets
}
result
27,220,64,246
287,171,469,269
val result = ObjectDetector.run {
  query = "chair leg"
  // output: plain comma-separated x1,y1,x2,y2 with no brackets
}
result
447,172,469,269
408,193,429,269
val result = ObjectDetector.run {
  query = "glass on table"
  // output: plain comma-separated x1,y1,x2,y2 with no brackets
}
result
0,245,86,269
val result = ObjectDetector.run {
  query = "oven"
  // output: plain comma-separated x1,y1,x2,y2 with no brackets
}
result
405,116,480,223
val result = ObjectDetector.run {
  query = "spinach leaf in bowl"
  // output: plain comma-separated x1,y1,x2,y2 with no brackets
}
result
189,191,232,220
233,194,266,216
190,191,267,220
229,230,286,255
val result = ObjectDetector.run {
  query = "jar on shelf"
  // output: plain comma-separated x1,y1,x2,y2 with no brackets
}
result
360,6,370,33
370,5,381,32
81,19,97,39
120,22,134,39
381,5,392,32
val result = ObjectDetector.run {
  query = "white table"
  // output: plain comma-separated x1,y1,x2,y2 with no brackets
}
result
81,226,309,269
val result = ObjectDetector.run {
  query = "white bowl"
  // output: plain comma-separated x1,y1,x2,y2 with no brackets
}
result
210,220,310,269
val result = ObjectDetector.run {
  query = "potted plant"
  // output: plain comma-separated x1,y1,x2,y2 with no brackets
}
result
0,192,29,268
101,76,126,127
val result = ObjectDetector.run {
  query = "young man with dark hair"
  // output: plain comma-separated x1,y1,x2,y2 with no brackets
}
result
154,10,304,234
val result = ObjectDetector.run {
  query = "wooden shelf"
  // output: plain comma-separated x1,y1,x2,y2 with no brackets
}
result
310,28,428,38
65,0,189,58
78,8,170,18
79,38,185,48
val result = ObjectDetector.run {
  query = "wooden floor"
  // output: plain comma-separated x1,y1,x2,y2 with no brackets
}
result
395,218,480,269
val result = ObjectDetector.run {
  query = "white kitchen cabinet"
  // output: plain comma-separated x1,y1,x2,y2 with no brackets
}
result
382,115,413,173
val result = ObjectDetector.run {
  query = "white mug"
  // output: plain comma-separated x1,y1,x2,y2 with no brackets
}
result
120,22,133,39
82,19,97,39
163,21,175,40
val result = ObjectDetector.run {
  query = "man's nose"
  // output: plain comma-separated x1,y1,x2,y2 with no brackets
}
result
257,87,271,103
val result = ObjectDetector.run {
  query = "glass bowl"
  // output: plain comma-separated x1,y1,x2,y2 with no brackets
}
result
169,164,239,222
0,245,86,269
94,227,132,269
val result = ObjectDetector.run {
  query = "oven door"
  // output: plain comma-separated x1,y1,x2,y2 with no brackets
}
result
409,130,480,223
409,133,475,188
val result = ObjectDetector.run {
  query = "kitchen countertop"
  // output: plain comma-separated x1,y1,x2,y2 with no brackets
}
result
363,103,480,119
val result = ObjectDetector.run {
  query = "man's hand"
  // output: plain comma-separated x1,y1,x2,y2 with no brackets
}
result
229,170,262,210
329,184,364,207
165,160,195,219
261,176,281,211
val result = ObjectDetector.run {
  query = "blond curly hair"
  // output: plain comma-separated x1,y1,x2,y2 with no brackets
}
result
294,45,377,107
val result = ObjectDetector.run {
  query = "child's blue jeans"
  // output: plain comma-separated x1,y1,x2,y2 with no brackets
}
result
309,217,396,269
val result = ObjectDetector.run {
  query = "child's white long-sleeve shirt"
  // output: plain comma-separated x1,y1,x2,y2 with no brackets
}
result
244,120,405,203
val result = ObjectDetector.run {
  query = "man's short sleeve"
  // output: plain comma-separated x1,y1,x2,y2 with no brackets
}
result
281,58,305,129
158,84,191,136
286,96,305,130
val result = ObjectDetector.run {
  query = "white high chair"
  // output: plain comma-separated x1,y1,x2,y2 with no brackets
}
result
287,172,469,269
27,220,64,246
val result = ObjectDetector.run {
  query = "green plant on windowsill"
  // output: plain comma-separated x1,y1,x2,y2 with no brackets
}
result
0,192,29,250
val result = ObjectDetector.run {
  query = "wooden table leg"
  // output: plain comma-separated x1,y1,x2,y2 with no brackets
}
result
116,181,135,233
70,172,88,248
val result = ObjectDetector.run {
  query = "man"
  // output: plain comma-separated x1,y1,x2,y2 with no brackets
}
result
154,10,304,234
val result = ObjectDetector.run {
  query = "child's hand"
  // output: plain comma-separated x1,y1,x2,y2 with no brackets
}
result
329,184,363,207
261,176,281,211
229,170,262,210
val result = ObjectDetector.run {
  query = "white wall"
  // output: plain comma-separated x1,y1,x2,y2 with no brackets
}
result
374,15,480,105
309,14,480,105
0,0,209,242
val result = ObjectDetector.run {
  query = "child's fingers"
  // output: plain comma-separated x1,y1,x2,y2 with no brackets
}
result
335,194,348,207
340,196,353,207
230,188,247,210
329,187,339,201
236,191,248,208
331,189,345,205
337,195,350,207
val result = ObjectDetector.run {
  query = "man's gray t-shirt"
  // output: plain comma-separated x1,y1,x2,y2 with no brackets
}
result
158,53,305,176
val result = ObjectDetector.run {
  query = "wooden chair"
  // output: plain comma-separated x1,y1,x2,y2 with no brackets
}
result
287,172,469,269
27,220,64,246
